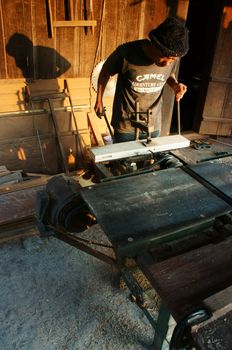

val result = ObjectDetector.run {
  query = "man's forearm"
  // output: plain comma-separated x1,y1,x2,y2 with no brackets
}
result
167,74,187,101
96,67,111,101
167,74,178,89
95,66,111,116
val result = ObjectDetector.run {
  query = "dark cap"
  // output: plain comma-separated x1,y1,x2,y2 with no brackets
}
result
149,17,189,57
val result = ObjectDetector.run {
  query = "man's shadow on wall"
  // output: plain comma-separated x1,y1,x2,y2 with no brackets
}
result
6,33,71,79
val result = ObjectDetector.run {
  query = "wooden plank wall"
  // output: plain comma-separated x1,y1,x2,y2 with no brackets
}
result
0,78,90,173
0,0,178,79
0,0,189,80
0,77,115,173
199,5,232,136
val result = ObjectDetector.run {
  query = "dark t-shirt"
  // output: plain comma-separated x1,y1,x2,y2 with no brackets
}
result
103,39,178,133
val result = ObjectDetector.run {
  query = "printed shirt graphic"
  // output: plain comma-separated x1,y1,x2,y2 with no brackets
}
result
132,72,166,93
104,40,177,132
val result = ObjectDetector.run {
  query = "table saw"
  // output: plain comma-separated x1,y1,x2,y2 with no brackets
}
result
36,135,232,349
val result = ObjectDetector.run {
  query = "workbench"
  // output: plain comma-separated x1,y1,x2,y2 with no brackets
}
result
37,139,232,349
79,156,232,349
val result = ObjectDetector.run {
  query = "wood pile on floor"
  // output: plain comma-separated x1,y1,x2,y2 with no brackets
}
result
0,166,51,244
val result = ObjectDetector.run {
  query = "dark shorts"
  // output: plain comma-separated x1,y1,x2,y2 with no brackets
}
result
113,130,160,143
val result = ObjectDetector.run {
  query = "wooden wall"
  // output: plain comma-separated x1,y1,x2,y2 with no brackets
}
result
0,0,189,79
199,5,232,136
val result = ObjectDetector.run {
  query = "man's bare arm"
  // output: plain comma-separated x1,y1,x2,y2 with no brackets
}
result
94,64,111,118
167,73,187,102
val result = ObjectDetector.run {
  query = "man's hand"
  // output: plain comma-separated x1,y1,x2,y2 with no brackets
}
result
167,75,187,102
94,101,104,119
172,82,187,102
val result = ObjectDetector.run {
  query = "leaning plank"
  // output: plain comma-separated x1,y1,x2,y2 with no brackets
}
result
87,112,104,146
90,135,190,163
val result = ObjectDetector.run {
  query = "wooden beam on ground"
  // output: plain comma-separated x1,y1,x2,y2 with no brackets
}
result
0,175,50,243
0,219,38,245
0,183,46,226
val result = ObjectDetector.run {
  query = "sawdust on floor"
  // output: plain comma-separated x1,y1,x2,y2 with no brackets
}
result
0,224,154,350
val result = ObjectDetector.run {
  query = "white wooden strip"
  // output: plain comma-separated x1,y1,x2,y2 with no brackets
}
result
90,135,190,163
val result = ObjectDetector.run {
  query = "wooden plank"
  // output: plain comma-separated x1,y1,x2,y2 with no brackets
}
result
62,77,91,106
217,85,232,136
192,305,232,349
32,1,72,79
0,185,45,225
90,135,190,163
203,117,232,123
0,171,23,186
199,6,232,136
211,6,232,79
200,82,230,136
0,104,26,112
138,235,232,321
61,77,91,89
0,221,38,245
0,174,51,194
143,0,166,38
65,0,74,20
87,112,104,146
53,20,97,27
0,0,7,78
0,79,26,110
3,0,32,78
202,82,227,118
32,0,54,47
55,0,76,78
0,166,8,173
46,0,54,38
70,110,91,147
0,78,26,85
177,0,189,19
0,94,25,105
202,285,232,314
0,111,72,139
77,0,98,77
26,79,62,94
64,78,91,146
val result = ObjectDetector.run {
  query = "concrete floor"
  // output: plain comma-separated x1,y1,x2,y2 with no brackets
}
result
0,225,155,350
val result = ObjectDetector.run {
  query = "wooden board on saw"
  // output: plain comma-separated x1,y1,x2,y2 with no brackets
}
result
137,234,232,322
90,135,190,163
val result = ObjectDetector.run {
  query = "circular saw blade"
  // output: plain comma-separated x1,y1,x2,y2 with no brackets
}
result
91,60,117,97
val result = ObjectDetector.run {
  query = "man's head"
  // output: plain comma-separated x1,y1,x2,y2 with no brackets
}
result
148,17,189,66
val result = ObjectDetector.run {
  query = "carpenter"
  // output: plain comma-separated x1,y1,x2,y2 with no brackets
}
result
94,17,189,143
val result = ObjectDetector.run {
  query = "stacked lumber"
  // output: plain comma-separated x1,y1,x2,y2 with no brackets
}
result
0,165,23,187
0,79,114,174
0,171,50,244
0,79,26,112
